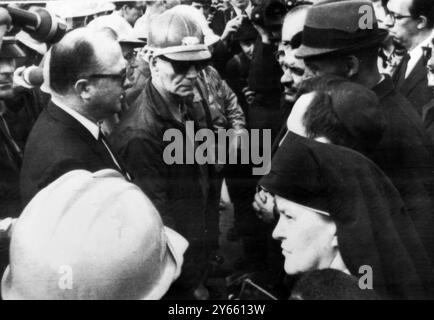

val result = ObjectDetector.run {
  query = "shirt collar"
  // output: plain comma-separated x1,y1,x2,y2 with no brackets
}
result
233,1,252,18
51,96,100,140
409,35,432,58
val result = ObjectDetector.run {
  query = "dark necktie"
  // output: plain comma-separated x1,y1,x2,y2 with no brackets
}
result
0,114,22,169
393,52,411,88
98,128,132,181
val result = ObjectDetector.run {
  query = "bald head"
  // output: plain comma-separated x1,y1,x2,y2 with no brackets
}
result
50,27,119,95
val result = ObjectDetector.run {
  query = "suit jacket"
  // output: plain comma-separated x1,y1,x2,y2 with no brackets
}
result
395,56,434,116
372,76,434,263
423,99,434,141
20,101,123,207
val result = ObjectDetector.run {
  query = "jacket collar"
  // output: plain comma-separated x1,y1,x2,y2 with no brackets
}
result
372,74,395,101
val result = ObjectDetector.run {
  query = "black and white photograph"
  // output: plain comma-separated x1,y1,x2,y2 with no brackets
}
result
1,0,434,303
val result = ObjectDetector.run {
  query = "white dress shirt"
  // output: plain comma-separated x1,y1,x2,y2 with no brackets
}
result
232,1,253,19
405,35,432,78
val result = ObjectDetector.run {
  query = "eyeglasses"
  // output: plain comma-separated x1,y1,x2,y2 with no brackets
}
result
386,12,413,25
158,55,209,74
85,69,127,84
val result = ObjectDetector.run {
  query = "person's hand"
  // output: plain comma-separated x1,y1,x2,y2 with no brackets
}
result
252,23,271,45
242,86,255,105
221,15,243,41
253,190,275,224
0,7,12,48
13,66,35,89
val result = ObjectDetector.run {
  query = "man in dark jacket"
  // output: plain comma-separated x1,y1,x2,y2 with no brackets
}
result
0,32,26,290
110,8,218,300
385,0,434,115
20,27,131,206
296,0,434,262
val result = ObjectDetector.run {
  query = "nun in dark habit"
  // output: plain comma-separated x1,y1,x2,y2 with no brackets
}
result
259,131,434,299
279,76,434,266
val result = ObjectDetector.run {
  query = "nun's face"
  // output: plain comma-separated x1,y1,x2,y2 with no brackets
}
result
272,195,338,275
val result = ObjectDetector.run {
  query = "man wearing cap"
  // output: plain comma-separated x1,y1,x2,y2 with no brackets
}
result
295,0,434,256
112,1,144,27
385,0,434,115
111,8,219,299
20,27,132,207
86,14,145,133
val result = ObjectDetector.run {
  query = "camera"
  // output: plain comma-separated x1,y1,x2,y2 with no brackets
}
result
251,0,287,41
4,5,67,44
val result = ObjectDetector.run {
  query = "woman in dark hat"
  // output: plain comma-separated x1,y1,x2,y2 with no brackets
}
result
282,75,434,268
260,131,434,299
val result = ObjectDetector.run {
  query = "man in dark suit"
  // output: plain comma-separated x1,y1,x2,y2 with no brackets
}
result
20,27,131,207
385,0,434,115
0,10,27,294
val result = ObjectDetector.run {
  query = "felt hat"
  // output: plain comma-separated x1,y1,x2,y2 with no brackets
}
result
296,0,388,59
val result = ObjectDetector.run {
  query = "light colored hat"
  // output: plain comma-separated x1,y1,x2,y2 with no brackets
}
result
87,14,145,47
16,31,48,56
46,0,115,19
1,169,188,300
147,5,211,61
173,5,220,47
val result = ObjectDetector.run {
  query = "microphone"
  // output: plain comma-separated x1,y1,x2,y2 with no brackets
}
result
6,6,67,44
23,65,44,87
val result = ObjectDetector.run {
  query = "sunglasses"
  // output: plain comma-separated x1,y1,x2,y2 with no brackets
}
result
158,55,209,74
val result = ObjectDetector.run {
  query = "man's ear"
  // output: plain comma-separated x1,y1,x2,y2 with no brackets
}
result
417,15,428,30
346,55,360,78
74,79,92,100
332,235,338,248
149,56,159,74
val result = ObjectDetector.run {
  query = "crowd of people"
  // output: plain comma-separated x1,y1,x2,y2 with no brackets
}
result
1,0,434,300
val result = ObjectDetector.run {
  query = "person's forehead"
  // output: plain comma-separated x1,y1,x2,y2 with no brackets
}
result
282,12,307,42
387,0,412,14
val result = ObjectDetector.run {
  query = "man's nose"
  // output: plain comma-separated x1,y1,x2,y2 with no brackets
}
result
384,13,394,27
281,70,294,86
186,65,198,79
272,216,285,241
123,70,134,90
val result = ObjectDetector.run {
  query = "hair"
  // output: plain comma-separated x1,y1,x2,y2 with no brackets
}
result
298,75,383,154
409,0,434,29
49,28,115,95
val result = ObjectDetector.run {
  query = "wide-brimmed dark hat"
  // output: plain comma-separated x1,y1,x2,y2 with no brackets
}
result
296,0,388,59
0,36,26,59
259,132,434,299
